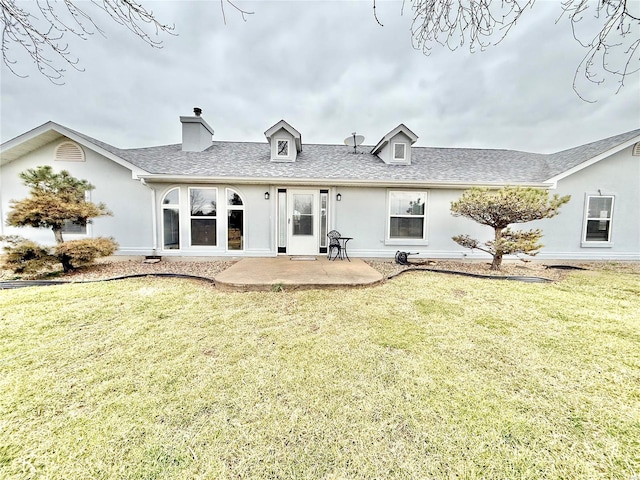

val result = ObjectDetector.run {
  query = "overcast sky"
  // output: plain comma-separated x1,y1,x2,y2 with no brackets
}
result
1,0,638,153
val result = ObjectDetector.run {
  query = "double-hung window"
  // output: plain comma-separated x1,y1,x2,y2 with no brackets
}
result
583,195,614,244
61,219,87,235
388,191,428,242
61,189,90,235
190,188,217,246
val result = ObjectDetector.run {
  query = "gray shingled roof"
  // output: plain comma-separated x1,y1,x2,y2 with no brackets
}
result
63,125,640,185
545,129,640,177
113,142,548,184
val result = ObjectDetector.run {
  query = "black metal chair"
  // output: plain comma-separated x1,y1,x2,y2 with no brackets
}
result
327,230,342,260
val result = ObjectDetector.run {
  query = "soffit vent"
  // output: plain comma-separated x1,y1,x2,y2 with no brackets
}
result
55,141,85,162
633,142,640,156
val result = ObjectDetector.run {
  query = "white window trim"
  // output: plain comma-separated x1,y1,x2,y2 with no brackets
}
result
276,138,290,158
392,142,406,162
188,187,218,248
385,190,429,246
226,188,245,252
581,193,615,247
161,187,181,251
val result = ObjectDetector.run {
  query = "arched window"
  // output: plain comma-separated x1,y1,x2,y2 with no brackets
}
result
227,188,245,251
162,188,180,250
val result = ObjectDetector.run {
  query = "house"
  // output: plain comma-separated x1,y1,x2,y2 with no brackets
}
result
1,109,639,261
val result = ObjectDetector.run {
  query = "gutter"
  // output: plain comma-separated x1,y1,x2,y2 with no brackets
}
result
136,174,552,190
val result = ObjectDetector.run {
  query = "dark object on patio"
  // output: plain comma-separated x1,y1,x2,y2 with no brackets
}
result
395,251,419,265
327,230,342,260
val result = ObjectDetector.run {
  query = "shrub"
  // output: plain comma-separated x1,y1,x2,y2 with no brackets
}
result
1,236,57,274
54,237,118,272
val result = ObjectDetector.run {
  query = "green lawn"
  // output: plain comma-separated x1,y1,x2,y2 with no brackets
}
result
1,269,638,479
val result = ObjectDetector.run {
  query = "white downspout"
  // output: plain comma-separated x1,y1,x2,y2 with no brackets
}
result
140,179,158,254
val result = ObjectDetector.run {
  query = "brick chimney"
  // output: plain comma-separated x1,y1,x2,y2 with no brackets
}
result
180,107,214,152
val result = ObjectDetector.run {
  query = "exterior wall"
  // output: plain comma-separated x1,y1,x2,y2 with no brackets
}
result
534,146,640,260
150,183,274,257
0,139,154,255
333,186,494,260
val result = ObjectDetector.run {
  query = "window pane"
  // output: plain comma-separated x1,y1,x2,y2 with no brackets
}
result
191,219,217,246
163,188,179,205
228,210,243,250
293,194,313,215
61,219,87,234
278,191,287,248
394,143,405,159
163,208,180,249
320,193,328,248
190,189,217,216
227,191,243,206
390,192,424,215
586,219,610,241
293,215,313,236
390,217,424,238
588,197,612,218
277,140,289,156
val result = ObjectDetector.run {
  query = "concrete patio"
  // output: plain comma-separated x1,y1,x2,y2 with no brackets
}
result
215,256,383,291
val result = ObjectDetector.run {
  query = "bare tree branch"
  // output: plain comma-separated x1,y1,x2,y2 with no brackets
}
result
560,0,640,100
406,0,639,99
220,0,254,25
409,0,535,54
0,0,180,83
373,0,384,27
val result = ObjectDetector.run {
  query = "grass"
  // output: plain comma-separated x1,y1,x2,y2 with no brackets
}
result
0,269,639,479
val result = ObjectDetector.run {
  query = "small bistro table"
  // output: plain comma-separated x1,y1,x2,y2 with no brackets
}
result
334,237,352,261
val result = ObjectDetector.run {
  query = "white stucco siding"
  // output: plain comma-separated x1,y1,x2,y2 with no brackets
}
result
1,139,153,254
332,186,495,259
535,146,639,260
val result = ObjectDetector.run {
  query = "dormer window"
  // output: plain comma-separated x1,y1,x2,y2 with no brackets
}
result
277,139,290,157
393,143,406,161
371,124,418,165
265,120,302,162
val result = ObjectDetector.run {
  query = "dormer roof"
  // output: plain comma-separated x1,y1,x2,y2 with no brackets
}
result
371,123,418,155
264,119,302,152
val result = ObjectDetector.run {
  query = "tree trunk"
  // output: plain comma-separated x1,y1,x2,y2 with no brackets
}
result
53,228,64,244
60,254,73,273
491,227,503,271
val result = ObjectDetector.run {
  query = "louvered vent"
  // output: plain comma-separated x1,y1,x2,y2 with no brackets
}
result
55,141,85,162
633,142,640,156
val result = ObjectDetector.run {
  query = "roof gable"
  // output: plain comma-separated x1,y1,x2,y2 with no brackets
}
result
544,129,640,184
0,122,149,178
